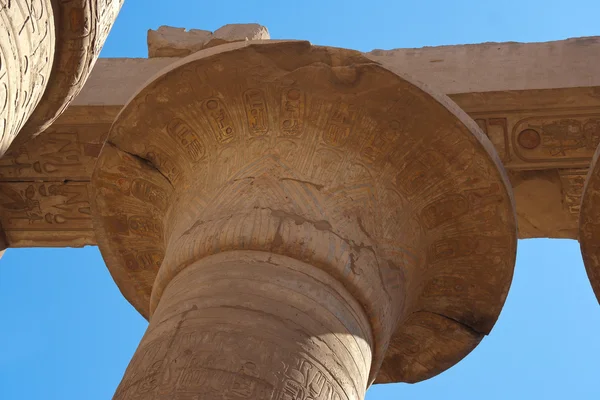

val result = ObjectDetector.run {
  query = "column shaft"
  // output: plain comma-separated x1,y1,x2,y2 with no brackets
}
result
114,251,373,400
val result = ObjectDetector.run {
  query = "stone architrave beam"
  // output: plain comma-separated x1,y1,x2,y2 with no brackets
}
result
2,35,599,245
1,25,599,399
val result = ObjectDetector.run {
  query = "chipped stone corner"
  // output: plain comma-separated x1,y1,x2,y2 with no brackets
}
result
147,23,270,58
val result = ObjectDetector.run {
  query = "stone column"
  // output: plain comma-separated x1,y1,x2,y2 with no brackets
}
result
91,41,518,398
114,252,372,399
0,1,122,156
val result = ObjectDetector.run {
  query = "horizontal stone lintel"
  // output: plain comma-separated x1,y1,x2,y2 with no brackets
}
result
73,36,600,106
4,36,600,247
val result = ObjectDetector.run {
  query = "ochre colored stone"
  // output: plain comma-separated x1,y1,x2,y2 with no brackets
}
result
0,1,55,156
147,24,270,58
1,0,123,154
578,146,600,304
115,252,373,399
91,41,517,396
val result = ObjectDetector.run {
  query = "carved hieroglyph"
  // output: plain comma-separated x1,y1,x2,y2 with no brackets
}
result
0,0,122,156
91,41,517,397
578,144,600,304
0,106,114,247
0,87,596,248
0,1,55,156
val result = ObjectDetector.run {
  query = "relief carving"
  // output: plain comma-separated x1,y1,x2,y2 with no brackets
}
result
0,182,92,231
0,124,109,180
244,89,270,136
203,98,236,144
87,41,517,395
166,118,207,163
475,117,510,162
513,114,600,163
0,0,54,155
322,103,357,147
558,168,588,216
17,0,123,142
279,88,305,137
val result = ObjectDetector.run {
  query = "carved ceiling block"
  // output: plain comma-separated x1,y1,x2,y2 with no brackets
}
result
0,106,116,247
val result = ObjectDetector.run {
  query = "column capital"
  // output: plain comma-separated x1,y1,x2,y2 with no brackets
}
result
91,40,517,385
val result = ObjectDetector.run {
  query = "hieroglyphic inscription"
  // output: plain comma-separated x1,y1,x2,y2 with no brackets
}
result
203,98,236,144
559,168,588,216
120,249,164,272
322,103,357,147
167,118,206,162
0,181,94,247
0,123,109,180
115,330,347,400
279,357,345,400
429,235,510,264
394,150,447,198
475,117,510,162
0,182,92,230
244,89,269,136
360,128,397,165
145,145,184,185
17,0,124,140
513,115,600,163
0,0,54,154
421,183,504,230
130,178,169,212
280,88,304,137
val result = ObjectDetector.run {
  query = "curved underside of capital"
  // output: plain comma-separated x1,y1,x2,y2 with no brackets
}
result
8,0,123,151
579,145,600,304
91,40,518,385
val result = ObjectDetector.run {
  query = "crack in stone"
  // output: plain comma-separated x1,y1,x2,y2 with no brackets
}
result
232,176,255,183
265,208,392,300
356,216,372,240
279,177,325,190
420,310,485,336
169,207,394,302
107,140,175,190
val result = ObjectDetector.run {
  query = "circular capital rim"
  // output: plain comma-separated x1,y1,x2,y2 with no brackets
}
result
91,40,518,384
579,143,600,304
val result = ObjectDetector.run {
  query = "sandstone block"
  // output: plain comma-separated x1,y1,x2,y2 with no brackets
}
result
148,24,270,57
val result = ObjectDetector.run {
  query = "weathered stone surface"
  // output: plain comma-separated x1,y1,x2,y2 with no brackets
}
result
5,28,600,396
75,36,600,107
115,252,374,400
578,145,600,304
91,40,517,395
2,86,595,247
147,24,270,57
454,86,600,239
213,23,270,41
366,37,600,94
15,0,123,147
0,1,55,156
147,26,213,57
0,1,122,156
0,106,115,247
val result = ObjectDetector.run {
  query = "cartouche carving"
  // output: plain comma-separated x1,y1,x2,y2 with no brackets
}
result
91,41,517,398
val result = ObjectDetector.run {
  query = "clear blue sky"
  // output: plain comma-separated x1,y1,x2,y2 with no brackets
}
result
1,1,600,399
